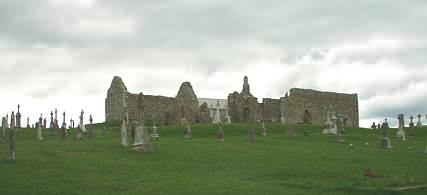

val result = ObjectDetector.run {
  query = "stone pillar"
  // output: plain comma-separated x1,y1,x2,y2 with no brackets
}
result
89,115,93,125
37,114,43,141
49,111,54,128
16,104,21,129
79,110,86,133
121,116,128,146
9,120,16,160
0,117,6,144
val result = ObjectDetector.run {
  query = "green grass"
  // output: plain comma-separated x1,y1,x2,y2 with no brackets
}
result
1,123,427,194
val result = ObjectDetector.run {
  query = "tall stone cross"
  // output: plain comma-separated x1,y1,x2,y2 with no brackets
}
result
63,112,66,126
16,104,21,129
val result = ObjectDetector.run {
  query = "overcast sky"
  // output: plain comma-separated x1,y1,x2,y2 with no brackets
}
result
1,0,426,127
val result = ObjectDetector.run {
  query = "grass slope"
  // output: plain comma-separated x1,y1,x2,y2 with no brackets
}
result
0,123,426,194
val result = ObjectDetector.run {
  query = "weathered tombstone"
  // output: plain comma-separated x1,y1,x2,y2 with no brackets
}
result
260,122,267,136
79,110,86,134
26,117,30,128
184,124,192,140
134,123,144,145
10,111,16,130
247,129,257,142
130,121,138,142
75,125,84,140
60,123,67,141
9,114,16,160
335,116,345,143
89,115,93,125
69,119,73,129
417,114,423,127
42,118,46,129
287,128,295,136
323,115,337,134
16,105,21,130
381,118,393,149
37,114,43,141
0,117,6,144
151,125,159,141
54,109,59,129
121,116,128,146
370,122,377,130
5,113,9,128
409,116,415,128
49,111,54,128
396,114,406,142
216,124,224,142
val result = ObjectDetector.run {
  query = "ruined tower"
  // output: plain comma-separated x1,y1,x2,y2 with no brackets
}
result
228,76,259,122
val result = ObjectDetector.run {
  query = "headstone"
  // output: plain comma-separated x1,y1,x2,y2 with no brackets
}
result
216,124,224,142
260,122,267,136
43,118,47,129
0,117,6,144
247,129,256,141
37,114,43,141
417,114,423,127
54,109,59,129
151,125,159,141
26,117,30,128
60,123,67,141
381,118,393,149
10,111,16,129
89,115,93,125
133,125,144,146
79,110,86,133
396,114,406,142
69,119,73,129
16,104,21,129
335,116,345,143
75,125,84,140
89,127,96,139
287,128,295,136
121,116,128,146
323,115,337,134
9,115,16,160
370,122,377,130
409,116,415,128
130,121,138,142
184,124,192,140
49,111,54,128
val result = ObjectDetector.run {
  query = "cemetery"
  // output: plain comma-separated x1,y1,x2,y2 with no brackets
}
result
0,116,427,194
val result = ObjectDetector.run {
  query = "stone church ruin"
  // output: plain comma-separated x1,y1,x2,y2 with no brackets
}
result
105,76,359,127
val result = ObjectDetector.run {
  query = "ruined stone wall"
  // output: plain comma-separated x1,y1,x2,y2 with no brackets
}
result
142,95,181,125
228,92,258,123
284,88,359,127
105,76,127,122
262,98,281,122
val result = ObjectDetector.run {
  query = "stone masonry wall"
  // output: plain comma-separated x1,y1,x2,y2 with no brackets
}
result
262,98,281,122
283,88,359,127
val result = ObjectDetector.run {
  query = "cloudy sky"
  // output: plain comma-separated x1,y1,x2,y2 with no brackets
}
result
0,0,426,127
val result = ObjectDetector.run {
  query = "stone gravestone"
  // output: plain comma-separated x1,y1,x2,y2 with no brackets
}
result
260,122,267,136
9,112,16,160
370,122,377,130
184,124,192,140
409,116,415,128
26,117,30,128
54,109,59,129
60,123,67,141
49,111,54,128
16,104,21,130
247,129,257,142
134,123,144,145
287,127,295,136
130,121,138,142
381,118,393,149
396,114,406,142
75,125,84,140
121,116,128,146
417,114,423,127
43,118,47,129
79,110,86,134
134,123,153,152
5,114,9,128
10,111,16,130
216,124,224,142
1,117,6,144
335,116,345,143
89,115,93,125
323,115,337,134
37,114,43,141
151,125,159,141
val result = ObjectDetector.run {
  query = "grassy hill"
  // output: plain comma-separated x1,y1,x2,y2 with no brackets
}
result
0,123,426,194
